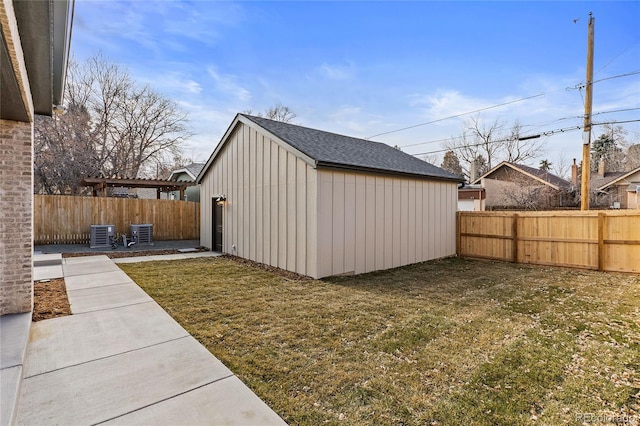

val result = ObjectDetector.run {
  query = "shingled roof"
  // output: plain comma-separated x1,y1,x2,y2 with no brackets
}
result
168,163,205,181
240,114,462,182
473,161,571,190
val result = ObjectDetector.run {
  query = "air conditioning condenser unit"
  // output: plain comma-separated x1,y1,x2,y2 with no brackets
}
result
130,224,153,245
90,225,115,248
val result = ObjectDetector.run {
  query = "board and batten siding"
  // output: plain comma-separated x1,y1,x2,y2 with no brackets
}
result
200,122,318,277
316,170,458,278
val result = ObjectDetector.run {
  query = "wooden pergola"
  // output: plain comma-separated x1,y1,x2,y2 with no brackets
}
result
80,177,195,200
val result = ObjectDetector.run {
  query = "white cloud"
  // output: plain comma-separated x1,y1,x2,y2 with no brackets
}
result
411,90,489,123
318,62,355,81
207,66,252,102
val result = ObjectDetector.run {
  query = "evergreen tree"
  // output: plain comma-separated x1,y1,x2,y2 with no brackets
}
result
441,150,464,177
591,133,623,172
539,159,552,171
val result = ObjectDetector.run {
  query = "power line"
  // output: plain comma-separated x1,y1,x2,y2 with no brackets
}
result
410,119,640,157
567,70,640,91
595,41,640,75
396,108,640,150
366,93,545,139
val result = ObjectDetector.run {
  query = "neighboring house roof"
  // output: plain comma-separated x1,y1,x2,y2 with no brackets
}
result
168,163,205,181
473,161,572,190
626,183,640,192
591,166,640,191
198,114,463,183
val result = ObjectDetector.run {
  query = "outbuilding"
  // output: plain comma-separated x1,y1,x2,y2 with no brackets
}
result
197,114,463,278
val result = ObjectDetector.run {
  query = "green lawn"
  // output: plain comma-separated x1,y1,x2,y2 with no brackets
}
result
119,256,640,425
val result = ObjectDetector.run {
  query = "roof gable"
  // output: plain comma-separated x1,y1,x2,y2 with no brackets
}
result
168,163,205,181
593,166,640,191
474,161,571,190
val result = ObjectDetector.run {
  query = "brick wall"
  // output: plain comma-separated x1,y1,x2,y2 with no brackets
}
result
0,119,33,315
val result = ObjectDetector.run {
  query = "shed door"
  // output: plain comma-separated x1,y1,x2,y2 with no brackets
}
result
212,199,223,252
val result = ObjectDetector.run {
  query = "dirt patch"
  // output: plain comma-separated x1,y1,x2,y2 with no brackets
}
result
33,278,72,322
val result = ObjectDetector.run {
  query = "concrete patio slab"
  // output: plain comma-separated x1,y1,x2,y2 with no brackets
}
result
0,313,31,369
23,302,188,377
63,254,111,264
33,265,63,281
67,282,152,313
62,257,122,277
102,375,287,425
63,269,132,291
33,253,62,267
16,336,233,425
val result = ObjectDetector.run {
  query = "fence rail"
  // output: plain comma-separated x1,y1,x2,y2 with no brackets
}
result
457,210,640,273
34,195,200,245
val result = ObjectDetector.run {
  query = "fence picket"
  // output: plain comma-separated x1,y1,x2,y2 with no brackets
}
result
457,210,640,273
34,195,200,245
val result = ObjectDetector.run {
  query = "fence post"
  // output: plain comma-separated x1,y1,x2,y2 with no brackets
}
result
598,212,605,272
456,211,461,256
512,213,519,263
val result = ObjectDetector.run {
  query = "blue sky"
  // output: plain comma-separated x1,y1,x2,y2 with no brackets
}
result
71,1,640,174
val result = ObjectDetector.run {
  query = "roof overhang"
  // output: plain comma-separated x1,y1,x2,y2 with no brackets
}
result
316,161,463,183
1,0,73,122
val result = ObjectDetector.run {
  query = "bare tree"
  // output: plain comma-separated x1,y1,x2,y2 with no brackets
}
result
264,103,296,123
34,105,96,194
443,117,545,180
552,152,572,181
421,153,439,165
35,54,191,189
245,103,297,123
491,169,570,210
504,120,544,164
626,144,640,171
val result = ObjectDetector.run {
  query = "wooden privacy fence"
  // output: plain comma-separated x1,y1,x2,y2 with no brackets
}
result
34,195,200,244
457,210,640,273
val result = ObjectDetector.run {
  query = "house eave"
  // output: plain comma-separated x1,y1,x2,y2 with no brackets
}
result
316,161,464,183
1,0,73,122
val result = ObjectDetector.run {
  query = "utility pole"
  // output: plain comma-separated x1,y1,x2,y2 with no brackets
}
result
581,12,595,210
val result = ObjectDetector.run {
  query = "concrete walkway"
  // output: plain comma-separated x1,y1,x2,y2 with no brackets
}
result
7,253,286,425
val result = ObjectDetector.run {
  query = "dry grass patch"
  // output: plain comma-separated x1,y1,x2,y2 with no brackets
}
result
120,257,640,425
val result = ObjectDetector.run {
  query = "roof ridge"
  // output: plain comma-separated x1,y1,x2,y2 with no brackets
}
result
242,114,396,148
239,114,462,182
